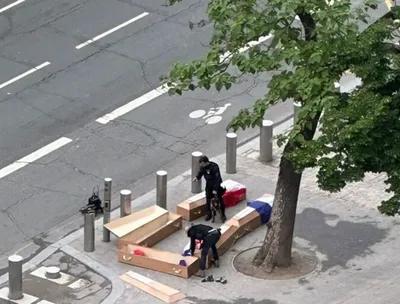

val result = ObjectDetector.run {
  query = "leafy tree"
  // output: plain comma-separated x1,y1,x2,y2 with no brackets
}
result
162,0,400,273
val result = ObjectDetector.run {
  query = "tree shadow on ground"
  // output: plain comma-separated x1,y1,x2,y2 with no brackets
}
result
186,297,278,304
295,208,388,271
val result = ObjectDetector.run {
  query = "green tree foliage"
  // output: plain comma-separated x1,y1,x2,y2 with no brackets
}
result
162,0,400,272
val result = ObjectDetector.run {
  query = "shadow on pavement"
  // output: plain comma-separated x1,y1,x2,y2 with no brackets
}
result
295,208,388,271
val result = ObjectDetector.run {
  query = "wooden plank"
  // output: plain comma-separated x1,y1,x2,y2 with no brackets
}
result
120,271,185,303
104,205,168,238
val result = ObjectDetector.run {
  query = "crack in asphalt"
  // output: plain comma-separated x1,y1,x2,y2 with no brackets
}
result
8,0,97,38
58,158,104,181
0,192,37,240
14,95,69,124
104,49,153,90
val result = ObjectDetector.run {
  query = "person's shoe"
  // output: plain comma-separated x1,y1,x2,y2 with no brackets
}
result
221,215,227,222
214,260,220,268
194,270,206,278
204,215,212,221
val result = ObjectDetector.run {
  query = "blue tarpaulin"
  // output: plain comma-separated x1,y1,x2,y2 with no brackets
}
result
247,199,273,224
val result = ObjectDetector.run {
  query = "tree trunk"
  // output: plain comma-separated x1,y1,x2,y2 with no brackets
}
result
252,112,321,272
252,142,301,271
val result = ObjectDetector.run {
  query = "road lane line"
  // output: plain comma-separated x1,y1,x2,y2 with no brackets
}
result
75,12,149,49
0,61,50,90
0,137,72,179
96,85,170,124
95,31,274,125
0,0,26,14
219,34,273,62
385,0,393,8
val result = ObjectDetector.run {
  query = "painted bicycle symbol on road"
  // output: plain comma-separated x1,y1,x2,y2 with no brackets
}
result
188,103,232,125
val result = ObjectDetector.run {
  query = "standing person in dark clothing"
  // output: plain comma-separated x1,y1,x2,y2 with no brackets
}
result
193,156,227,221
186,223,221,278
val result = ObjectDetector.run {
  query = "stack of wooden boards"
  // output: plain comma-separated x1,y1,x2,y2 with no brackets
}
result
103,181,274,278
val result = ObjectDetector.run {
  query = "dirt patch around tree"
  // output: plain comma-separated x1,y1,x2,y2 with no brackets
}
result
233,246,319,280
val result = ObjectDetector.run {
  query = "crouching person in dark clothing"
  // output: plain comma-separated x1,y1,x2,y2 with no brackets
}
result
186,224,221,278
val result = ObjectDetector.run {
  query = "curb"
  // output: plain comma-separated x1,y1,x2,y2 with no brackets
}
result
0,114,294,303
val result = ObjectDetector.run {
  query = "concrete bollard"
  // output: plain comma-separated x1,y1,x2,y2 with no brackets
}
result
226,133,237,174
293,102,301,125
120,190,131,217
259,120,274,162
8,255,23,300
191,151,203,194
45,266,61,279
84,212,95,252
102,178,112,242
156,170,167,209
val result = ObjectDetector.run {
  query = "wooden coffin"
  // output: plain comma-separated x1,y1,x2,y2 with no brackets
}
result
176,192,206,221
193,250,213,269
104,205,168,238
120,271,185,303
192,224,240,268
118,212,182,249
225,206,262,240
119,244,199,279
216,224,240,256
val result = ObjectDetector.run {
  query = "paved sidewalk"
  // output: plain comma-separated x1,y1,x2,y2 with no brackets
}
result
1,119,399,304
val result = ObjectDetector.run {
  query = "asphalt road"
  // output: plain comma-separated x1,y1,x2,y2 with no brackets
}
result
0,0,391,269
0,0,293,266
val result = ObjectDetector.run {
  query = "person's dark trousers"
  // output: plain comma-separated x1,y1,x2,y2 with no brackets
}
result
199,230,221,270
205,186,213,217
205,186,226,218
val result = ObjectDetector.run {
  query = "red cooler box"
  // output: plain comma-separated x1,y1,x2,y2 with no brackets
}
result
222,180,247,208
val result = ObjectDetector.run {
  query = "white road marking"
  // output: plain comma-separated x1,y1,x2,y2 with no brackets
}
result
205,116,222,124
0,137,72,179
95,30,274,125
96,85,170,124
75,12,149,49
220,34,273,62
0,0,26,14
0,61,50,90
219,15,301,62
385,0,393,8
189,110,206,119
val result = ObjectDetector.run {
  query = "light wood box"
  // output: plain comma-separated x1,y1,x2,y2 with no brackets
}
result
176,192,206,221
119,244,199,279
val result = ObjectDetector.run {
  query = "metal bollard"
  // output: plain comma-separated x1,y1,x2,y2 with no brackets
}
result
8,255,23,300
156,170,167,209
120,190,132,217
293,102,302,125
191,151,203,194
84,212,95,252
226,133,237,174
259,120,274,162
102,178,112,242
